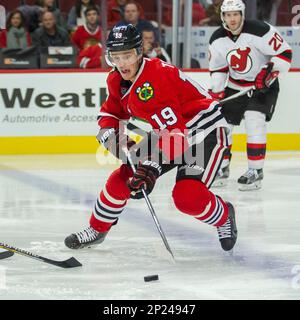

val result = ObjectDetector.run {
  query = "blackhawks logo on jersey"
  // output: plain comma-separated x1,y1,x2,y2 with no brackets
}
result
136,82,154,102
226,47,253,74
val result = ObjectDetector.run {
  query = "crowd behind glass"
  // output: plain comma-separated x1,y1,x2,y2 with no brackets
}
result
0,0,294,69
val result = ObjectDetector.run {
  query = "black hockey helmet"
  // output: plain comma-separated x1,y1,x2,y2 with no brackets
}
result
106,24,143,54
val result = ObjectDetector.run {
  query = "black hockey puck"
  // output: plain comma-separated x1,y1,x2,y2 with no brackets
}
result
144,275,159,282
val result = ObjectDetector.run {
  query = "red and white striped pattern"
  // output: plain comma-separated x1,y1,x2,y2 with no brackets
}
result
194,195,228,227
79,57,91,68
201,127,228,188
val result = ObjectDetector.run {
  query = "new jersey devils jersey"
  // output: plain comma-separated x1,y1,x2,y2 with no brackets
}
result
98,58,228,154
209,20,292,91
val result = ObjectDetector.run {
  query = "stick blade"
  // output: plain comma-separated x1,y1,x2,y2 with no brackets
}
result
56,257,82,268
0,251,14,260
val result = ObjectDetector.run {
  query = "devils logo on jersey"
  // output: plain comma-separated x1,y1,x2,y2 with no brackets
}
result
226,47,253,74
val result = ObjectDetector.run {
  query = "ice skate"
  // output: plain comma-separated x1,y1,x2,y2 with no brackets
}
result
238,168,263,191
212,165,230,187
65,226,108,249
217,202,237,251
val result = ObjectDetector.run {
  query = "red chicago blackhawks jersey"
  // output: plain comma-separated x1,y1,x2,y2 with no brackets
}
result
77,43,102,68
209,20,292,92
72,25,102,51
98,58,228,156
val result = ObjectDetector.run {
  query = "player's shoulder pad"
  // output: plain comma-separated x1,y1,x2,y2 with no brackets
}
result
107,68,121,84
209,27,227,45
145,57,165,68
243,20,271,37
145,57,177,74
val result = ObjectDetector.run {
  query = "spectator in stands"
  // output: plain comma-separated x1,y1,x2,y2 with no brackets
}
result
67,0,98,31
162,0,206,26
32,11,71,51
199,0,222,26
0,5,5,30
18,4,43,33
117,2,156,36
142,28,171,63
0,9,31,49
190,0,207,25
72,6,101,51
107,0,128,29
198,0,210,9
35,0,66,29
77,41,102,68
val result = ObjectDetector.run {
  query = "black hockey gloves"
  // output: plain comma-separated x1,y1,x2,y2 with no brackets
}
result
128,160,162,199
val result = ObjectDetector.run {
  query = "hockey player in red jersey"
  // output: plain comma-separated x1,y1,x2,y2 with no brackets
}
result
65,24,237,252
209,0,292,190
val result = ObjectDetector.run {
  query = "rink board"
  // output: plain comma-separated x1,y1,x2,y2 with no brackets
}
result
0,134,300,155
0,69,299,154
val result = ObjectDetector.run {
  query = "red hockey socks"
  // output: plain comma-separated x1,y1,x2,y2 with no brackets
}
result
172,179,228,227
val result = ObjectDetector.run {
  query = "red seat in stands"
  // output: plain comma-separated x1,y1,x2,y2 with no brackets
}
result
277,0,297,26
1,0,22,13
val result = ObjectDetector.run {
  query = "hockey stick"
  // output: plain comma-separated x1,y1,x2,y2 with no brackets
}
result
0,251,14,260
0,243,82,268
219,73,278,105
219,86,255,104
123,147,175,261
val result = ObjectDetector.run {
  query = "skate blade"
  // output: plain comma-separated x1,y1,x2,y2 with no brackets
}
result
238,180,262,191
212,179,228,188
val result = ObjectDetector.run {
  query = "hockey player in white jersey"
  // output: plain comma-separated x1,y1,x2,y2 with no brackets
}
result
209,0,292,190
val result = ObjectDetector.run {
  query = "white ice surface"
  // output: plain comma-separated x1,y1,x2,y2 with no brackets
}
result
0,152,300,300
